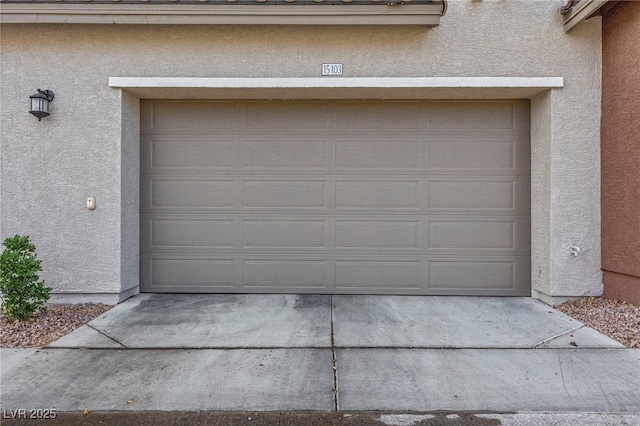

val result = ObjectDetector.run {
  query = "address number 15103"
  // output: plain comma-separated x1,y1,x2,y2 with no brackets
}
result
322,64,343,76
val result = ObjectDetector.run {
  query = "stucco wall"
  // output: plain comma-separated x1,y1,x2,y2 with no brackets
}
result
601,1,640,305
0,0,602,304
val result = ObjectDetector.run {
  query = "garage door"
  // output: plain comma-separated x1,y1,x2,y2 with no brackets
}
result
140,100,530,295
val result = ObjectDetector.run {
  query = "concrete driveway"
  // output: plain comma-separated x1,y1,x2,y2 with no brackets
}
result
1,295,639,413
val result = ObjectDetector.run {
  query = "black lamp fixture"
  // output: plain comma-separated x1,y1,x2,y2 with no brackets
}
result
29,89,54,121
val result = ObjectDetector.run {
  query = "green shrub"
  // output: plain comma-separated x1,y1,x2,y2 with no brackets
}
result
0,235,51,322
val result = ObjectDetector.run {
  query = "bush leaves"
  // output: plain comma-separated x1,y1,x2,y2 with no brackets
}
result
0,235,51,322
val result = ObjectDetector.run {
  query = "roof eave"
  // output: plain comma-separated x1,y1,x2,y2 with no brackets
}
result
0,2,447,26
562,0,608,33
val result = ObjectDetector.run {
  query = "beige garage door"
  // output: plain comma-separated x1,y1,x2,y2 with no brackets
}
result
140,100,531,295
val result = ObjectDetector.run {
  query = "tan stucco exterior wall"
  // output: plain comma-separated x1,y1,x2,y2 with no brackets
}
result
0,0,603,304
601,1,640,306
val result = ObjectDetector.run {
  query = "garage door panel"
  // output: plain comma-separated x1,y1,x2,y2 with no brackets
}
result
429,180,513,209
428,218,529,251
335,181,420,209
335,261,421,290
428,178,530,213
141,101,239,134
427,257,530,295
152,139,236,169
145,258,236,289
141,100,531,295
243,180,327,209
143,176,528,214
429,101,518,131
243,220,326,248
141,255,530,295
241,140,329,169
335,140,422,170
335,101,424,131
141,217,239,250
336,221,420,249
241,101,329,131
149,219,234,248
145,179,235,210
141,136,237,171
428,139,515,170
429,221,513,250
243,260,327,288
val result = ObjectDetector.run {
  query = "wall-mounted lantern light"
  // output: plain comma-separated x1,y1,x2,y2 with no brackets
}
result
29,89,54,121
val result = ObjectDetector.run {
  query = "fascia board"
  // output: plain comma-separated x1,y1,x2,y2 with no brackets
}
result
0,3,445,26
563,0,608,33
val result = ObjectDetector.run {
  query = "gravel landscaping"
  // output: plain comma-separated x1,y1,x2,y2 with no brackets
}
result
0,304,114,348
1,297,638,349
556,297,640,348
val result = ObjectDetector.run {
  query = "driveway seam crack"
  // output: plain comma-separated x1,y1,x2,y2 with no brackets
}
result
86,324,129,348
330,295,339,412
532,325,585,348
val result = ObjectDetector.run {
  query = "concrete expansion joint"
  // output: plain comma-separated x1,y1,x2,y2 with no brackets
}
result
531,325,585,348
530,326,626,349
86,324,128,349
332,345,627,350
42,345,629,351
330,295,339,412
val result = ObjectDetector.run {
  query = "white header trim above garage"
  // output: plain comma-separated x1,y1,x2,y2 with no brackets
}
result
108,77,564,100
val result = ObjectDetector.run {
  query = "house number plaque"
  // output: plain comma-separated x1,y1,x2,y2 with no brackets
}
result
322,64,343,76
